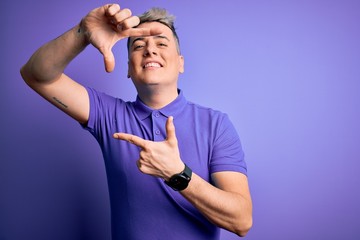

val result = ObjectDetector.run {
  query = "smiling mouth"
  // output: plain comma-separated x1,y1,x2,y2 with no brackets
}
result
143,62,162,69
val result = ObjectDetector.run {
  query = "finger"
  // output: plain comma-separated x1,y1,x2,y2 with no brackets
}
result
117,15,140,30
111,9,133,27
104,51,115,72
136,160,150,174
105,4,121,17
125,26,163,38
165,116,177,143
113,133,147,148
100,47,115,73
136,160,142,169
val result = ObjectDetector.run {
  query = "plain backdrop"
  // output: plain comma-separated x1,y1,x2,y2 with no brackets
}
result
1,0,360,239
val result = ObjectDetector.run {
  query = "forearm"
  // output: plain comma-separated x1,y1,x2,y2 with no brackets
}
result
181,173,252,237
21,23,88,85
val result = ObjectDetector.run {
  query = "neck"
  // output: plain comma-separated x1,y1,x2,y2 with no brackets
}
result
136,85,179,109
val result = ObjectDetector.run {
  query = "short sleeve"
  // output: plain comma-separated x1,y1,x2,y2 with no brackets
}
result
210,114,247,175
81,87,118,139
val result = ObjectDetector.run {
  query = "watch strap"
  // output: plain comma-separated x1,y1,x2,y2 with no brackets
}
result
165,163,192,191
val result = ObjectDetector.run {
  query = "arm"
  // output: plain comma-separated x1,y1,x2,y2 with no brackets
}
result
113,116,253,236
20,4,161,123
181,171,252,237
20,24,90,123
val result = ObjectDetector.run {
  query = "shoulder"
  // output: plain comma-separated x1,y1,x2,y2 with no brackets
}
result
185,100,230,124
85,87,132,108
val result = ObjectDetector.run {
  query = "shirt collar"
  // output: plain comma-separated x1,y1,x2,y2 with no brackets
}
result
134,89,187,120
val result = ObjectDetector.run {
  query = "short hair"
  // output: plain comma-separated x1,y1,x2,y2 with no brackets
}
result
127,8,181,53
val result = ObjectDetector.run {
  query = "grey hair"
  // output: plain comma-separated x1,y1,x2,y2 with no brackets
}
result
127,8,181,53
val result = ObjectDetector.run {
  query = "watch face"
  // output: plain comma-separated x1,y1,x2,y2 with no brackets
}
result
165,164,192,191
168,175,190,191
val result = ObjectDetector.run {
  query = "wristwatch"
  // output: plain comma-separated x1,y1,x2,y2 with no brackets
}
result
165,164,192,191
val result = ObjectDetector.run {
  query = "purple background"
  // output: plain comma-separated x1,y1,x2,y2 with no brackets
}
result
1,0,360,239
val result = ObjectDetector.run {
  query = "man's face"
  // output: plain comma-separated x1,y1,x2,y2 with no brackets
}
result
127,21,184,88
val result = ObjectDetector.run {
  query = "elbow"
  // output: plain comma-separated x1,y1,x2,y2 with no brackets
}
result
236,226,251,237
20,63,45,88
233,214,253,237
231,212,253,237
20,65,28,82
21,62,60,87
20,64,34,86
233,199,253,237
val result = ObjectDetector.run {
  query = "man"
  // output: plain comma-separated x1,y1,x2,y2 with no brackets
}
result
21,3,252,239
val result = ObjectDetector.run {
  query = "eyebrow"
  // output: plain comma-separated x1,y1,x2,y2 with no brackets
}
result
131,35,170,47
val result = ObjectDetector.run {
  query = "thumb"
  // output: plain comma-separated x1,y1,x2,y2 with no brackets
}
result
165,116,177,144
101,47,115,73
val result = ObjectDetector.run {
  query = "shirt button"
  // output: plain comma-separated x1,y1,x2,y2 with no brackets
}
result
155,129,160,135
154,112,160,118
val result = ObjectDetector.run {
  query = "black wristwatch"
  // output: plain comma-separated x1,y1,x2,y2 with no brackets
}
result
165,164,192,191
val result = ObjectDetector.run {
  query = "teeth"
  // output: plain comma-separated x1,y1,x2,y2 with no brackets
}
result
144,62,161,68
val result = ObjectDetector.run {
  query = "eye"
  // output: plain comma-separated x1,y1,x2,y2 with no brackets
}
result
133,44,144,50
158,42,168,47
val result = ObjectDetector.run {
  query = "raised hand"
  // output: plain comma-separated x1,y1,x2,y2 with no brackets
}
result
80,4,162,72
113,116,185,180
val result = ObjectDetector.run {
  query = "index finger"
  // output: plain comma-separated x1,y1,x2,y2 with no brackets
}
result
113,133,147,148
119,16,163,38
124,26,163,38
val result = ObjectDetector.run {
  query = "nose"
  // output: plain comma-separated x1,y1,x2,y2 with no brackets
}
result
143,42,158,57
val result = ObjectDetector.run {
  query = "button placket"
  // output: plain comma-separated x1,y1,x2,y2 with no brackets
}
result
154,112,161,136
151,111,165,140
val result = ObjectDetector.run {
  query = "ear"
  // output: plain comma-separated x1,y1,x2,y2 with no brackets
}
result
178,55,185,74
127,61,131,78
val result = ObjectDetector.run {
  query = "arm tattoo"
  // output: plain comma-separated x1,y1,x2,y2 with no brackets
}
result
52,97,68,109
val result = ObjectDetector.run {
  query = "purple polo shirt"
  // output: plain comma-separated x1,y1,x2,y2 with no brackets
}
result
83,87,247,240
